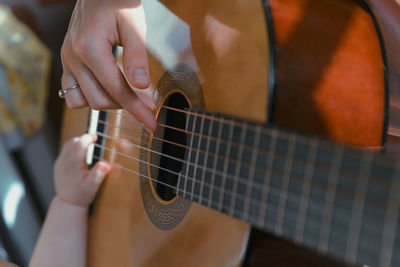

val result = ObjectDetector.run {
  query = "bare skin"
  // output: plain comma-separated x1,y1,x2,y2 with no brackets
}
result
61,0,157,132
29,134,111,267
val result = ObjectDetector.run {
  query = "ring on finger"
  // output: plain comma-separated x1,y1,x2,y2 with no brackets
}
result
58,84,80,98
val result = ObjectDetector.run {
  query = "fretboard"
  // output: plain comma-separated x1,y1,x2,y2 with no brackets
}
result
175,109,400,267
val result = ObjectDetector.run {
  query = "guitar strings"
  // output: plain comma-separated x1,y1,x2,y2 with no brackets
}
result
108,108,323,152
92,134,400,231
109,108,396,171
90,148,398,252
98,119,302,176
111,106,386,156
93,109,400,259
95,129,367,204
111,105,313,145
96,119,395,198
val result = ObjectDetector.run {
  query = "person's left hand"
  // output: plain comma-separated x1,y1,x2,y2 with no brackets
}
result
54,134,111,207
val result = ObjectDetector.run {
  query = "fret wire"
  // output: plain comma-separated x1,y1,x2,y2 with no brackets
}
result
95,111,400,266
275,134,297,235
318,145,343,253
177,169,182,195
242,124,261,222
92,144,400,245
229,122,247,217
379,164,400,267
345,152,372,263
218,119,235,211
257,129,278,228
198,114,214,204
190,112,205,201
295,138,318,243
151,107,312,145
96,139,400,238
207,116,224,207
163,107,336,152
183,113,196,199
92,150,396,266
97,120,400,224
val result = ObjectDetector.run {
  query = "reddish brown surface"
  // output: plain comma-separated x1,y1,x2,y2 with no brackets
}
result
249,1,387,265
270,0,386,147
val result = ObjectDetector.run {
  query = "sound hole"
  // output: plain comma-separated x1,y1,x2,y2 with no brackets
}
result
151,92,189,201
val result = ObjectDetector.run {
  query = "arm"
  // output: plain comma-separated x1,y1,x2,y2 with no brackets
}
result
29,134,110,267
29,198,88,267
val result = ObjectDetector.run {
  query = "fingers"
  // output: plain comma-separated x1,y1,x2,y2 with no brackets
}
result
84,161,111,196
137,93,156,111
69,134,97,166
60,3,156,131
81,43,157,132
62,68,88,108
62,39,122,110
118,7,150,89
69,61,122,110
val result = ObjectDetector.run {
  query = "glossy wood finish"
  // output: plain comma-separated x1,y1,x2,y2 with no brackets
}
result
270,0,386,147
84,0,269,266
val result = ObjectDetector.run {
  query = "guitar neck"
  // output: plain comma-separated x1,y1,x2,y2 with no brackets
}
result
176,109,400,267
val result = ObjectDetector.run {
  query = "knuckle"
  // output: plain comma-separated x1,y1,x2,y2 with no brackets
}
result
72,36,98,62
72,36,89,58
60,45,67,62
60,39,74,63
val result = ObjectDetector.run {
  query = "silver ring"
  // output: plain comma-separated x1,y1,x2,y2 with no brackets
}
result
58,84,79,99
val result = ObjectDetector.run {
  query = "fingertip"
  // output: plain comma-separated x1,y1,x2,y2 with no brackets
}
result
89,133,98,142
80,133,95,145
97,161,111,175
81,133,97,141
90,162,111,186
145,119,157,134
131,68,150,89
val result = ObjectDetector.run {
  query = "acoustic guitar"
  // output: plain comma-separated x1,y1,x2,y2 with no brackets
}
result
61,0,400,266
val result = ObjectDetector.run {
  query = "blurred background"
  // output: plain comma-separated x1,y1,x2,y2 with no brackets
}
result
0,0,75,265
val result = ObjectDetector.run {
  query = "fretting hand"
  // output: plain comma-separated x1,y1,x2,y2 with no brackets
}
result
54,134,111,207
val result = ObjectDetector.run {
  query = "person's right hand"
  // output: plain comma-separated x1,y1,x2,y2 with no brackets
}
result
61,0,157,132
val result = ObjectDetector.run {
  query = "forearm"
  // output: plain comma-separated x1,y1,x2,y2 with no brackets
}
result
29,196,88,267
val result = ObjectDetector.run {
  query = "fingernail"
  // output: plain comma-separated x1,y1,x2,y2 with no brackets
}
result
98,163,110,173
133,68,148,84
144,125,153,134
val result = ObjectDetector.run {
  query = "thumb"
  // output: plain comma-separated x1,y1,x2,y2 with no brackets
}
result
119,6,150,89
85,161,111,198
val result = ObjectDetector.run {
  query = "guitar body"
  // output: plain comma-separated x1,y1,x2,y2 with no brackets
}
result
90,0,269,266
60,0,387,266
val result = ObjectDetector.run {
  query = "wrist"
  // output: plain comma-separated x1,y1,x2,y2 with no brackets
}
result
54,195,89,211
